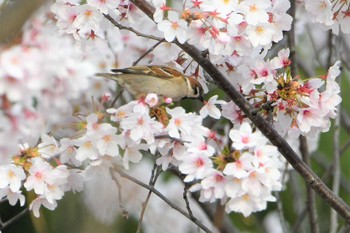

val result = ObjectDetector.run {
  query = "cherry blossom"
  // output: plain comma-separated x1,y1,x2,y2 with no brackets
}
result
200,95,227,119
0,164,26,192
87,0,120,14
157,11,188,44
229,122,260,150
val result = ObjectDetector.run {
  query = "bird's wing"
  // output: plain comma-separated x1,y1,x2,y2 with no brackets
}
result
111,66,183,80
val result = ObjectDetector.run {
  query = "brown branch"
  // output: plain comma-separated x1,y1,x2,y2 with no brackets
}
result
109,169,129,219
183,184,194,220
136,164,161,233
133,39,165,66
169,165,239,233
103,14,163,41
330,73,342,233
112,166,214,233
130,0,350,224
299,136,319,233
341,110,350,136
287,0,297,78
289,1,319,231
0,208,29,231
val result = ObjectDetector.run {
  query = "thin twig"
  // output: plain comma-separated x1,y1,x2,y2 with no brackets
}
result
183,184,194,220
330,70,342,233
341,109,350,133
112,166,213,233
305,24,323,68
154,134,187,144
276,162,291,233
291,207,307,233
103,14,163,42
169,165,238,233
289,1,318,231
313,153,350,193
130,0,350,225
133,39,165,66
290,172,307,233
275,191,289,233
327,30,334,68
110,168,129,219
136,164,162,233
341,140,350,155
0,208,29,231
299,136,319,233
287,0,297,78
109,88,124,108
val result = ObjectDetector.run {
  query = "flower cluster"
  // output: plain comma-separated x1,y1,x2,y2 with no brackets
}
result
0,10,109,163
221,49,342,139
0,93,285,217
0,143,80,217
304,0,350,34
192,122,283,216
155,0,292,54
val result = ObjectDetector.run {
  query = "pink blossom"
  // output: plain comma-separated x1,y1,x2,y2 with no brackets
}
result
270,48,291,69
157,11,188,44
239,0,271,25
199,171,227,202
30,197,57,217
178,153,213,182
229,122,260,150
24,158,53,195
87,0,120,14
200,95,226,119
223,152,255,178
0,188,25,206
0,164,26,192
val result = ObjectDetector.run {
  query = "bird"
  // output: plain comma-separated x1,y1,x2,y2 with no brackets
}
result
95,65,203,101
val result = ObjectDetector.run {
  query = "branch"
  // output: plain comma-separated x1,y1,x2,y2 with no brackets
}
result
112,166,214,233
136,164,162,233
330,70,342,233
0,208,29,231
300,136,319,233
133,39,165,66
103,14,163,41
129,0,350,224
289,1,319,231
169,165,239,233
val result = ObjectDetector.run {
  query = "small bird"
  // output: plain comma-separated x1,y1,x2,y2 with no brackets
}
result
96,66,203,101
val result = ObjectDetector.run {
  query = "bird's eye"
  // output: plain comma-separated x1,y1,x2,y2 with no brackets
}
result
194,87,200,97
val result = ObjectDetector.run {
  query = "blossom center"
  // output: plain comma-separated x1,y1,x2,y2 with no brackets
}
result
84,10,93,17
255,26,265,35
249,4,257,12
242,136,249,144
103,135,112,142
195,158,205,167
35,171,43,180
8,170,15,179
172,22,179,30
175,118,182,126
137,117,145,126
